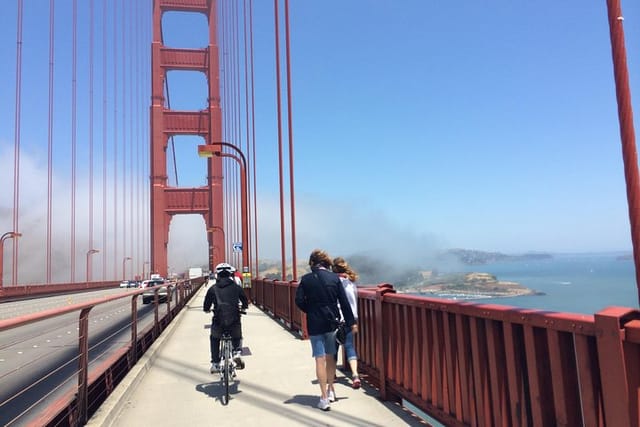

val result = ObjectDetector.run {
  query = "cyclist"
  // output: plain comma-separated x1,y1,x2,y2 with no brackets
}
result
204,263,249,373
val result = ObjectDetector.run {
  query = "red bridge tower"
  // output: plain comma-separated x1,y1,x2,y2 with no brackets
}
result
150,0,224,277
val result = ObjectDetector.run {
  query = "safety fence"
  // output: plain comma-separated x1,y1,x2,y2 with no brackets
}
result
251,278,640,427
0,278,204,426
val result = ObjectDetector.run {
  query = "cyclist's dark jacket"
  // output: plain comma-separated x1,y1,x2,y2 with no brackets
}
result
203,276,248,327
295,267,356,336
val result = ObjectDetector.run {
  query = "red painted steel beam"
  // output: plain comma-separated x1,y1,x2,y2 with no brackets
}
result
78,307,92,424
548,329,582,426
160,47,208,71
573,334,604,427
159,0,209,13
164,187,210,214
595,307,639,426
163,110,211,135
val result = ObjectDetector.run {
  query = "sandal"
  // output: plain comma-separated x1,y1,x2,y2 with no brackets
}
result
352,377,361,389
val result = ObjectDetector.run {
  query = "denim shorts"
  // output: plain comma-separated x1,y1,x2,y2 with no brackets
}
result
343,330,357,360
310,331,337,358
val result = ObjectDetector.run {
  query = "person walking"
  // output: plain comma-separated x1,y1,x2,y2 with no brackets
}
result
295,249,357,411
332,257,361,389
203,263,249,373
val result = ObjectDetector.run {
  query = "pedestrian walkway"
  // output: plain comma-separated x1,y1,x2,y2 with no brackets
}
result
88,285,427,427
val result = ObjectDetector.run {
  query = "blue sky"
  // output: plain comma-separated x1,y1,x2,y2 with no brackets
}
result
1,1,639,279
253,1,640,260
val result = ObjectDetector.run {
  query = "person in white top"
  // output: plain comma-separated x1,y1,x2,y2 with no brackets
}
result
332,256,361,389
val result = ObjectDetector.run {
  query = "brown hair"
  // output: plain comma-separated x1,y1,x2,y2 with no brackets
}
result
331,257,358,282
309,249,332,269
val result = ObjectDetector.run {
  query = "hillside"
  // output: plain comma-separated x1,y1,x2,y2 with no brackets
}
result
399,272,543,299
256,248,546,300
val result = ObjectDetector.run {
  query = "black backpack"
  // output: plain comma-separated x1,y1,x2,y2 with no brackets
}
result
213,284,239,327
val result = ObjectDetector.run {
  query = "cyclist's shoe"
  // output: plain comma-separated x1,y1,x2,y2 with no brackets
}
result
317,397,330,411
327,389,336,402
352,377,361,389
210,362,221,373
233,351,245,370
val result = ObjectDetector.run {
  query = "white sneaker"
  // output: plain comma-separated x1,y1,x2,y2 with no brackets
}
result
210,363,219,373
317,397,330,411
233,351,245,370
327,390,336,402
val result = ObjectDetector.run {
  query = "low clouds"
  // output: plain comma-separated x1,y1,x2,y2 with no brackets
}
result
1,142,451,285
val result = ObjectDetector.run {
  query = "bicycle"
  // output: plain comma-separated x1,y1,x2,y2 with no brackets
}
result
216,309,246,405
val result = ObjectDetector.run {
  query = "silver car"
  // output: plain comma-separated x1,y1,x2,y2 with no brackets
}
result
141,279,169,304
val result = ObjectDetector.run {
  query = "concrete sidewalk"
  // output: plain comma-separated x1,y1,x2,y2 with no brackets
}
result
88,285,426,427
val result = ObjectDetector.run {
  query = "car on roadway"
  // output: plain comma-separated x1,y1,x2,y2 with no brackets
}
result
141,279,170,304
119,281,130,288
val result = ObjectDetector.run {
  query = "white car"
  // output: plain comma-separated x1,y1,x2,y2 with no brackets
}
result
142,279,169,304
119,281,130,288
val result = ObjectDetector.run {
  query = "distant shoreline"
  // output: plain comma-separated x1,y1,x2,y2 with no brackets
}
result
397,272,543,300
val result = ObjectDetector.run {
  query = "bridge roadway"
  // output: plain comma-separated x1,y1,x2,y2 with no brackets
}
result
87,285,427,427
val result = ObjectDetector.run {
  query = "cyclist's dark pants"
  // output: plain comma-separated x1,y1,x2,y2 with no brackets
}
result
210,318,243,363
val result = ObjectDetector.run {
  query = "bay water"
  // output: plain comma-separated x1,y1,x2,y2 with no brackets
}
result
433,251,639,315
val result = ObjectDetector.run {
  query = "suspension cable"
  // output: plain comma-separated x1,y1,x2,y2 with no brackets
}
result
274,0,287,280
284,0,297,280
47,0,55,283
71,0,78,282
12,0,24,286
249,0,259,277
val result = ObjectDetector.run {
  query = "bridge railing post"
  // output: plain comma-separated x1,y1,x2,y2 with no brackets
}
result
374,283,396,401
594,307,640,427
77,307,92,425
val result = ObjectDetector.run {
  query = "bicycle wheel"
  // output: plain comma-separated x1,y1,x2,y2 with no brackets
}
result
222,341,230,405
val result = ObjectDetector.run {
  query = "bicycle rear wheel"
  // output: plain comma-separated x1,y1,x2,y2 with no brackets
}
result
222,341,230,405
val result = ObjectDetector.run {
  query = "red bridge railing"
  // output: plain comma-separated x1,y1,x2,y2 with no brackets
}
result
0,278,203,426
251,278,640,426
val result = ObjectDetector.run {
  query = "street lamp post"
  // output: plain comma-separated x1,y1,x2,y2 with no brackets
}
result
198,143,249,273
215,151,248,273
142,261,150,280
122,257,132,281
0,232,22,288
85,249,100,288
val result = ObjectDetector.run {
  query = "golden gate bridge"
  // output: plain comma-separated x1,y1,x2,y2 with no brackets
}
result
1,0,639,425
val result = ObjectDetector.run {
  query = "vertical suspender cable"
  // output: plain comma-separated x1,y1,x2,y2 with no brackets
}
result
226,1,235,265
71,0,78,282
233,0,241,268
284,0,297,280
128,0,135,272
135,0,142,272
113,0,119,279
102,0,108,280
102,1,109,281
605,0,640,303
274,0,287,280
89,0,95,281
122,0,128,268
220,2,231,246
243,0,253,273
144,0,149,268
47,0,55,284
249,0,259,277
12,0,24,286
122,2,136,274
130,0,135,272
222,0,230,261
